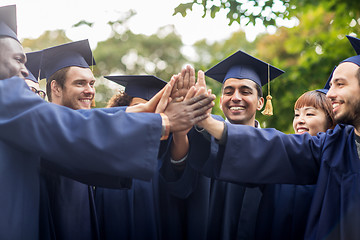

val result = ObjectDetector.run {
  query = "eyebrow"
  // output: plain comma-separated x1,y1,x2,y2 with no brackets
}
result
294,107,317,111
15,52,26,63
330,78,346,85
223,85,253,91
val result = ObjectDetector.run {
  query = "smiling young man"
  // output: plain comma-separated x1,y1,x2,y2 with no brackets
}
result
164,51,285,240
193,35,360,240
43,39,96,110
219,77,264,126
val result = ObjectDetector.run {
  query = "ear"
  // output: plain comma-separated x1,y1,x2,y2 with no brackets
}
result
256,97,264,111
51,80,62,98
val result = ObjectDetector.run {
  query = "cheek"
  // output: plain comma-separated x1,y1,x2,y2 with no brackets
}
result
309,118,328,134
292,118,297,130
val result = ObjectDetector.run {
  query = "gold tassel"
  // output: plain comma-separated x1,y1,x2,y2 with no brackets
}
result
262,95,273,116
262,63,273,116
91,98,96,108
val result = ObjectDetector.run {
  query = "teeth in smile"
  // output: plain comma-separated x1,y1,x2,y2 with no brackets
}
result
230,107,245,110
80,99,91,102
332,103,339,109
297,129,307,133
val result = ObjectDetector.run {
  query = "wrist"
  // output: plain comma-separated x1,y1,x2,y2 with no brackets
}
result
160,113,170,140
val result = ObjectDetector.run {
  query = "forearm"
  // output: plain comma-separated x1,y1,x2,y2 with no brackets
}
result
171,133,189,161
201,116,225,141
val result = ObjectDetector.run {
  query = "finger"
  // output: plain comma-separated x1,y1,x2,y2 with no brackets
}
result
177,68,185,90
196,70,207,89
191,101,214,119
170,74,180,97
194,86,206,97
185,93,207,105
189,65,196,89
184,86,197,100
191,94,215,111
183,65,190,89
155,77,176,113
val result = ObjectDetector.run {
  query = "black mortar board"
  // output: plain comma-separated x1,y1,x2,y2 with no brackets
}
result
0,5,18,42
25,50,43,83
105,75,167,101
205,50,284,86
40,39,95,82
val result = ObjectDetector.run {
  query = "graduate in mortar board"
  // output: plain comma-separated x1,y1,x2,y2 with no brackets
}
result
192,35,360,240
95,75,171,240
192,50,284,240
38,40,103,240
0,4,215,239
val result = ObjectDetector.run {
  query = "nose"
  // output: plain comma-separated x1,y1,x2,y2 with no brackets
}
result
84,83,95,95
295,113,305,125
231,90,242,101
20,65,29,79
326,85,335,100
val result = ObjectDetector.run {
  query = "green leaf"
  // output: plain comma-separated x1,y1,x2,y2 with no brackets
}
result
173,2,194,17
210,5,220,18
72,20,94,28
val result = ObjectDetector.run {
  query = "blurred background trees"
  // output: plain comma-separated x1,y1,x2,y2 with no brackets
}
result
21,1,360,131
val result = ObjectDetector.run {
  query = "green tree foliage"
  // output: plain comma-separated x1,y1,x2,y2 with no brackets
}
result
22,30,71,52
179,1,360,132
93,25,186,81
174,0,360,27
255,5,359,132
93,24,187,106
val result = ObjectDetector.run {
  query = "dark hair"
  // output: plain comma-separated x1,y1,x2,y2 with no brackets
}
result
294,90,335,129
106,90,133,107
256,84,263,98
46,67,70,102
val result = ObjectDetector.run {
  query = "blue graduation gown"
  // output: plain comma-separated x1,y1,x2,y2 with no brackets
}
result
186,118,263,240
256,184,315,240
95,138,194,240
159,135,211,240
39,168,100,240
188,119,315,240
213,123,360,240
95,162,161,240
0,77,162,239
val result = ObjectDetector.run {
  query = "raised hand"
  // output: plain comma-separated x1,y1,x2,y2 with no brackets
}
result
170,65,196,100
164,86,215,133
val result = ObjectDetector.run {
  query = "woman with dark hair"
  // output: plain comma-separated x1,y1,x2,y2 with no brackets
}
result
293,90,335,136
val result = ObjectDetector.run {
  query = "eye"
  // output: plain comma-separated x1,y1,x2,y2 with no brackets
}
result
294,113,299,117
306,113,315,116
223,90,233,95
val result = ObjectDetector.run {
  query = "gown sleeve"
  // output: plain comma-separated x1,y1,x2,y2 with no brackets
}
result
0,77,162,181
217,122,324,185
